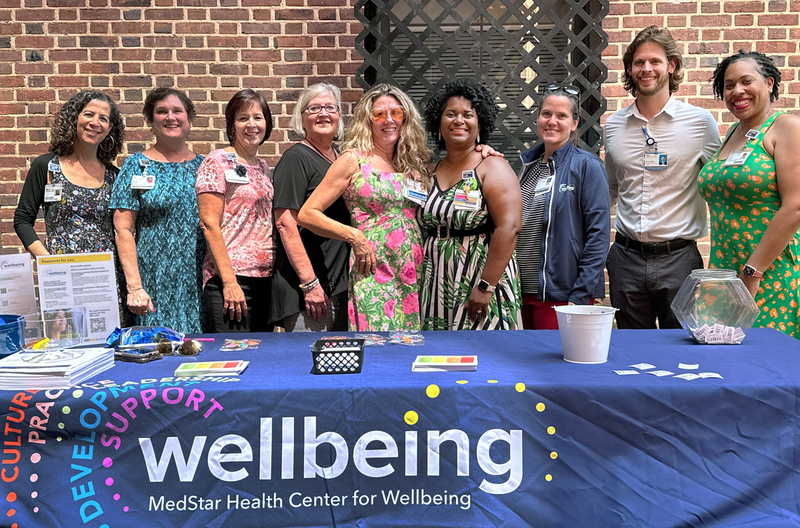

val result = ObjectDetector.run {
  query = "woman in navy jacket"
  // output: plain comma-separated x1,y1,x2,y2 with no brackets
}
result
515,86,611,329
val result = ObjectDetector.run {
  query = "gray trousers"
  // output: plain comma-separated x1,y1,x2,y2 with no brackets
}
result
280,291,348,332
607,241,703,329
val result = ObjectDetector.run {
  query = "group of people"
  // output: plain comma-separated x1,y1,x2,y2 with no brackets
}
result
12,24,800,339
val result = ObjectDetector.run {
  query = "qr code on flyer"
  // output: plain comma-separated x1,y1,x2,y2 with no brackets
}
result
90,317,106,334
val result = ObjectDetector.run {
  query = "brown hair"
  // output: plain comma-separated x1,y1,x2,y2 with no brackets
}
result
622,26,684,97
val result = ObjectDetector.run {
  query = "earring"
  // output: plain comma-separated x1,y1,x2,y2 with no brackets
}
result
477,132,481,145
99,135,115,153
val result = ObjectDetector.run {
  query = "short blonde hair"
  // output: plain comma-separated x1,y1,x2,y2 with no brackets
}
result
289,83,344,140
343,83,430,182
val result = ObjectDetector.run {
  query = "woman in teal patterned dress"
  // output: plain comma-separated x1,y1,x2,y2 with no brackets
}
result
111,88,205,333
419,79,523,330
299,84,431,331
698,51,800,338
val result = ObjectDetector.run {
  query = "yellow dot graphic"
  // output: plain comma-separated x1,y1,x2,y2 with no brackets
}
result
404,411,418,425
515,383,526,393
56,436,62,442
58,423,65,429
61,406,71,414
550,452,558,460
426,385,440,398
536,403,546,412
456,380,468,385
487,380,498,384
72,389,83,398
545,474,553,482
547,426,555,435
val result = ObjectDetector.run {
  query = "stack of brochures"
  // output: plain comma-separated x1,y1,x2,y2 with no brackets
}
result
0,347,114,390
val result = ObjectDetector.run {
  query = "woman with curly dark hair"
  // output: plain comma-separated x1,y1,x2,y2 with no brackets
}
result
698,50,800,338
14,90,124,257
419,79,523,330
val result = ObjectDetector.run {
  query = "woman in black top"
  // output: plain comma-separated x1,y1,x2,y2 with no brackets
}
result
271,83,351,331
14,90,124,256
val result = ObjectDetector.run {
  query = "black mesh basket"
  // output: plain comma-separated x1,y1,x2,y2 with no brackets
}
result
311,338,365,374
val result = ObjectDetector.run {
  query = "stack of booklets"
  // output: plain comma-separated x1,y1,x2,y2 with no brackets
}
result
412,355,478,372
0,348,114,390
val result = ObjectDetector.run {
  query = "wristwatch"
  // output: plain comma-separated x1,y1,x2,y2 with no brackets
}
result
742,264,763,278
477,279,496,293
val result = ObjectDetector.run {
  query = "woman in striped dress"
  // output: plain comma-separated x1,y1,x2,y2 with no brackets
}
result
418,79,523,330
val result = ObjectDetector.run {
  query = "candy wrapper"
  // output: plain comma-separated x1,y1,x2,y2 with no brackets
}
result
388,330,425,346
106,326,184,349
354,333,387,346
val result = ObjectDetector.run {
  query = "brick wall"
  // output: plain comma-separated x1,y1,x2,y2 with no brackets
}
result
1,0,799,257
602,0,800,266
0,0,364,250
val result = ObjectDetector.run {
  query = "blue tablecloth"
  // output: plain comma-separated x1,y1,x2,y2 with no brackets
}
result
2,329,799,527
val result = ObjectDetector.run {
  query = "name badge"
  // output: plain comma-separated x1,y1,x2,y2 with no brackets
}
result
724,148,752,167
745,129,759,140
402,177,427,206
644,151,668,170
534,175,555,196
44,183,63,202
453,173,481,211
138,158,151,169
225,168,249,184
131,173,155,190
224,151,238,162
48,160,61,173
461,169,476,181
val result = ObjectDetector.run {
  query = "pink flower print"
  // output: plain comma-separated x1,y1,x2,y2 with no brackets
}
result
367,202,384,215
402,292,419,315
386,228,406,251
358,181,373,197
374,263,394,284
358,313,368,331
412,242,423,265
348,302,356,327
362,163,372,178
383,299,396,318
403,207,417,219
353,211,369,223
400,262,416,285
392,180,402,192
381,171,395,181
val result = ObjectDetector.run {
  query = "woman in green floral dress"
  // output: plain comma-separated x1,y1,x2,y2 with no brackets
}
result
299,84,431,331
419,79,523,330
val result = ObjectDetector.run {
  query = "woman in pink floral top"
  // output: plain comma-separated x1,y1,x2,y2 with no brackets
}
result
298,84,431,331
196,89,275,332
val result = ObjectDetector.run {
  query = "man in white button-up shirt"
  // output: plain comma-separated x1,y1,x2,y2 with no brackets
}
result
604,26,721,329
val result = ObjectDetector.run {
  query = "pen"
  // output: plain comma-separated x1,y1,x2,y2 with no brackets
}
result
185,337,214,342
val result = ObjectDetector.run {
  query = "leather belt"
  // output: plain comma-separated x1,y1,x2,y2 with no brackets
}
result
615,233,694,255
427,224,491,241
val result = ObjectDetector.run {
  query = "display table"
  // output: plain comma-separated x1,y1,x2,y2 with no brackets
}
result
2,329,800,528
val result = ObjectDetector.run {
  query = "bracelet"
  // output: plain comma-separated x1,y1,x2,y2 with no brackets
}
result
300,277,319,292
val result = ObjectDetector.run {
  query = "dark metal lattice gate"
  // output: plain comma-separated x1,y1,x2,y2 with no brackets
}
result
354,0,608,170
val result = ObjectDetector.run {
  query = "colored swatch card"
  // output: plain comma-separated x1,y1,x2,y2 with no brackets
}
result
174,360,249,377
412,355,477,372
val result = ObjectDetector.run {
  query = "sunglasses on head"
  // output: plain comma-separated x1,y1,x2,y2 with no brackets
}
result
546,84,580,95
305,104,339,115
371,107,406,123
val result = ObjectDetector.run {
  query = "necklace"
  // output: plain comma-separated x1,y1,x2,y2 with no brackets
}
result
303,139,338,165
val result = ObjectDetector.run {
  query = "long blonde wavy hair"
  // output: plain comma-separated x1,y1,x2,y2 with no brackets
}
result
342,83,431,186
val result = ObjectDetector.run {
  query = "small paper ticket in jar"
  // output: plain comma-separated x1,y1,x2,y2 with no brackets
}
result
692,324,745,344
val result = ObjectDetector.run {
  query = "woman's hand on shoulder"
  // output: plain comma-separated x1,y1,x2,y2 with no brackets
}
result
475,144,505,159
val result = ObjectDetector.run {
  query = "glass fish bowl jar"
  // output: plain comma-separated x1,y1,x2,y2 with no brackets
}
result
670,269,759,344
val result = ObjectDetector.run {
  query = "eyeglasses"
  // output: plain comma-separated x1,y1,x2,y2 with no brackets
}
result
371,107,406,123
546,84,580,96
305,104,340,115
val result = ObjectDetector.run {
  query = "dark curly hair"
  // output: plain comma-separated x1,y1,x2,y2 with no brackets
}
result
49,90,124,167
711,50,781,102
622,26,684,97
423,78,499,151
225,89,273,146
142,87,196,125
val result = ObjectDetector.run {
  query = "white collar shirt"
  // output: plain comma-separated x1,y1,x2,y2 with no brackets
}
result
604,95,721,243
